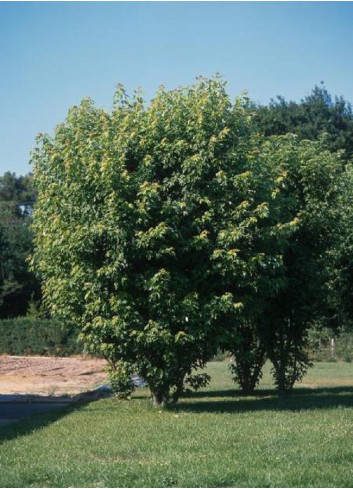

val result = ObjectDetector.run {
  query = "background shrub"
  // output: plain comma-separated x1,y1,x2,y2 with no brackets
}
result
308,326,353,362
0,317,83,356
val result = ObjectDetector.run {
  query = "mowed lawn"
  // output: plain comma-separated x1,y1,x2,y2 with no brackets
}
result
1,361,353,488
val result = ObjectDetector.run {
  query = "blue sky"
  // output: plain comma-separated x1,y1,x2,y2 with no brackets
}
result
1,2,353,176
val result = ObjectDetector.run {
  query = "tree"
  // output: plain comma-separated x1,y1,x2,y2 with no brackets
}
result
327,165,353,331
257,135,344,393
251,84,353,386
227,133,344,395
0,172,39,318
226,135,300,395
32,78,291,406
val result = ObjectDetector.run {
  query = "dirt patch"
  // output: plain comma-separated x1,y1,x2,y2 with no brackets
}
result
0,355,107,396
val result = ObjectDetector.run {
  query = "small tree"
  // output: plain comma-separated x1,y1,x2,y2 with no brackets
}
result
258,135,344,393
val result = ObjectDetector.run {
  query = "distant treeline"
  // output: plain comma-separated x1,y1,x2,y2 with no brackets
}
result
0,172,39,318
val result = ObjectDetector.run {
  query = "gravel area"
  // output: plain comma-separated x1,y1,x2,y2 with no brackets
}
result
0,355,107,396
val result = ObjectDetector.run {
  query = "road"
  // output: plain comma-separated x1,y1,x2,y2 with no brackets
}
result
0,394,75,427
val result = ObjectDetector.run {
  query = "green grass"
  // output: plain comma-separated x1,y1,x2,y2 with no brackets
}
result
1,361,353,487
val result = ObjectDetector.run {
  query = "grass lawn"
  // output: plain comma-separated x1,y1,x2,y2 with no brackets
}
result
1,361,353,487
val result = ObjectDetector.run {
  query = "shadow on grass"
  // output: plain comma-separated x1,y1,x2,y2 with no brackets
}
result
0,395,101,445
176,386,353,414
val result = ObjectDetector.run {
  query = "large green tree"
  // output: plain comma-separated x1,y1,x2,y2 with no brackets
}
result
32,78,290,406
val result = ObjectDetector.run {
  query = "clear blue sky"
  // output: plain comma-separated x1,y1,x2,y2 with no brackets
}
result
1,2,353,176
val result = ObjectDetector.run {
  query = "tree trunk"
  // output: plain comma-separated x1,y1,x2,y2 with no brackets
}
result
151,390,168,408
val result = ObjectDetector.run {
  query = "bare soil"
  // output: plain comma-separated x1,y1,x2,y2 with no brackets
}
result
0,355,107,396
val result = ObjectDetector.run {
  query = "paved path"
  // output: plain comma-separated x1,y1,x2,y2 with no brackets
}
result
0,394,73,427
0,384,117,428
